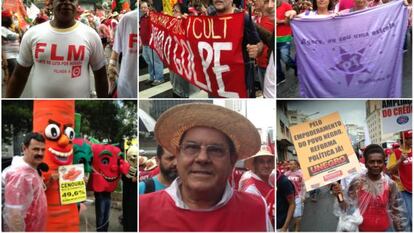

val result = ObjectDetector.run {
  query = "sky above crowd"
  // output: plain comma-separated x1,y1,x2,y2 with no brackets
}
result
287,100,367,127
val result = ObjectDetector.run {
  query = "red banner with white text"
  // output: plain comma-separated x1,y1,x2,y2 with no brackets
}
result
149,12,246,98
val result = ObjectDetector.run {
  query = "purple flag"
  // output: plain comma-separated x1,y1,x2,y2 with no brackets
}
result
290,0,408,98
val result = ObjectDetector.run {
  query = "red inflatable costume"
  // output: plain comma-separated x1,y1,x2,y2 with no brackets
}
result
33,100,79,231
89,144,130,192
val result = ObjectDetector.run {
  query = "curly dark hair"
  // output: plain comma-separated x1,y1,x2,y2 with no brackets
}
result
363,144,385,163
312,0,334,11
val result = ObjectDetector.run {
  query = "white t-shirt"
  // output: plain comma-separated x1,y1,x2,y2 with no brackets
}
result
112,10,137,98
1,27,20,59
17,21,106,98
264,51,275,98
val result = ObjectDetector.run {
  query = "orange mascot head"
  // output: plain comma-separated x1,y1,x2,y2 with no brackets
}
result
33,100,75,171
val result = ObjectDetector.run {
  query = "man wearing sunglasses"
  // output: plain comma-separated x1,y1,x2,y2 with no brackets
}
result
139,103,273,231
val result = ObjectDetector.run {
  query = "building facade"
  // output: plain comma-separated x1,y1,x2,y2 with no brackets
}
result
277,101,294,161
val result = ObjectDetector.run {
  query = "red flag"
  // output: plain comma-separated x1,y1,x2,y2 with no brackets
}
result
2,0,30,29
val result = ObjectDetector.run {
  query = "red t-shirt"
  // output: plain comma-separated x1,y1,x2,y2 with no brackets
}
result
149,167,160,177
139,14,151,46
284,170,304,198
229,168,246,190
358,181,390,231
394,148,412,192
338,0,355,11
139,190,267,231
265,189,275,228
256,16,274,68
276,2,293,39
241,177,273,198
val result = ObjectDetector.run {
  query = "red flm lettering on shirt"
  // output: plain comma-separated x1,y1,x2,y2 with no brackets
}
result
51,44,64,61
129,34,138,48
35,43,47,59
68,45,85,61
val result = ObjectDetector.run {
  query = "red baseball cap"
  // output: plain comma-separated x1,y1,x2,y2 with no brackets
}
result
392,143,400,149
2,10,12,19
404,130,412,139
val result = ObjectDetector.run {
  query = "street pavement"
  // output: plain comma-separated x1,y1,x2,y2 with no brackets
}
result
79,193,125,232
277,33,413,98
295,186,339,232
138,56,209,98
138,61,265,98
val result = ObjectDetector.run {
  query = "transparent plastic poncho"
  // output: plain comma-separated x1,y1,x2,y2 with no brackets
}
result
2,156,47,232
333,173,409,232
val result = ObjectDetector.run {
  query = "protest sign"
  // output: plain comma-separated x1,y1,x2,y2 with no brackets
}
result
59,164,87,205
291,0,408,98
289,112,361,191
149,12,246,98
381,100,412,135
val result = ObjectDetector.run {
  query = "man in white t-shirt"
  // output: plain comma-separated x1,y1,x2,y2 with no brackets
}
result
108,9,137,98
6,0,108,98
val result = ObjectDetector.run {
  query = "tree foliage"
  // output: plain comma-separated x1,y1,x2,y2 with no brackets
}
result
2,101,33,144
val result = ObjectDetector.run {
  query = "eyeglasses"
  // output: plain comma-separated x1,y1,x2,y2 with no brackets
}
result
179,142,229,159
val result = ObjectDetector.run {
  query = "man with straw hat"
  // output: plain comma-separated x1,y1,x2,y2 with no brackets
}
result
240,148,275,198
144,157,157,171
139,103,273,231
139,155,148,172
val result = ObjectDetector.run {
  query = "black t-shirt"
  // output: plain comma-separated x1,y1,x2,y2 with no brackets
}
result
276,172,295,229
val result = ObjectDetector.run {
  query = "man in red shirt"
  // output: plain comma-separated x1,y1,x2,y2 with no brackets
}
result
387,131,412,231
240,149,275,198
277,0,296,84
139,1,165,85
139,103,273,231
254,0,275,89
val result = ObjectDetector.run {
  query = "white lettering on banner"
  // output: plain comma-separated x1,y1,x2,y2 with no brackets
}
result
198,41,213,91
150,24,240,98
158,30,165,60
163,36,172,65
172,36,182,74
179,39,195,78
213,42,239,98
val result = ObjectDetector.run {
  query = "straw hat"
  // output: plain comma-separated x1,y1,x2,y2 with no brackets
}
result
244,149,274,171
155,103,261,160
392,143,400,149
139,155,148,166
144,157,157,171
